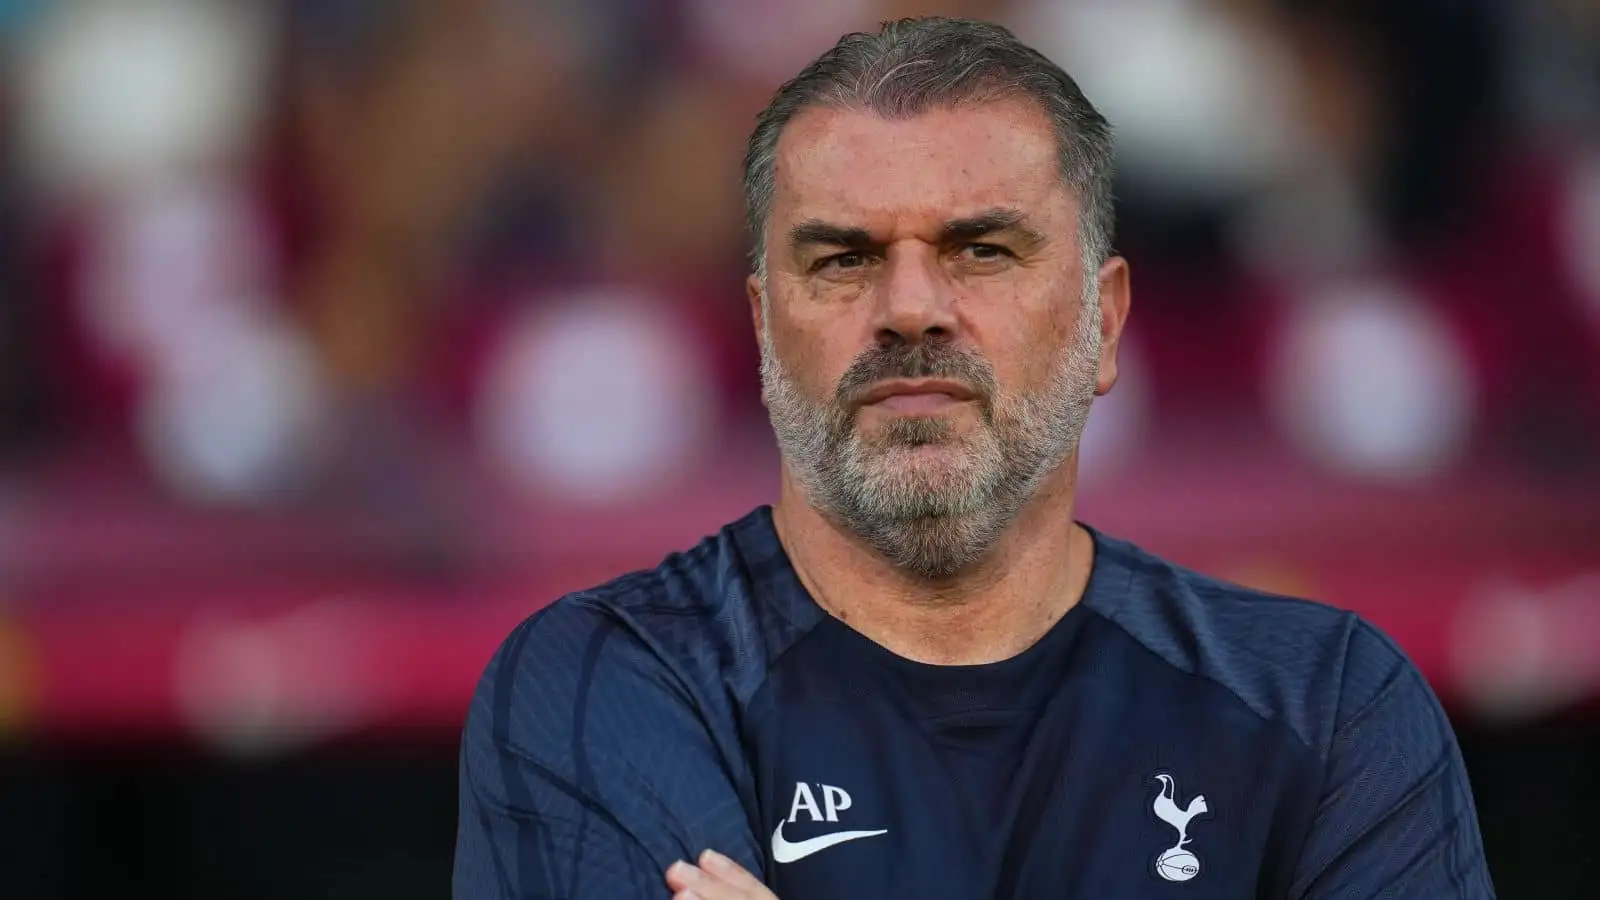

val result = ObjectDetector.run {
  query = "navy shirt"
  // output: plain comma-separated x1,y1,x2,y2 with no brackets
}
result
454,507,1494,898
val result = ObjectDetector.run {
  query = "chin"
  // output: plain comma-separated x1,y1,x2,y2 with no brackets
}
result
878,440,968,469
862,449,985,499
860,406,975,441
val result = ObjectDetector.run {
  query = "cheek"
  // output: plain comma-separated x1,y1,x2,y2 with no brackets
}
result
974,289,1077,394
767,314,856,398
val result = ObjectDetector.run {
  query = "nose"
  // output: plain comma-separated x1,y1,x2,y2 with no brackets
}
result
871,243,959,348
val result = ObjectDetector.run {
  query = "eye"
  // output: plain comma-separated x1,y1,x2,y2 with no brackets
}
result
961,243,1012,261
817,251,869,272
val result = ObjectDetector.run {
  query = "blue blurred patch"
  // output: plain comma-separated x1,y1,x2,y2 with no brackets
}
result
0,0,43,35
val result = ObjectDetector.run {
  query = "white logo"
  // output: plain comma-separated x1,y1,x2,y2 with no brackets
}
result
771,782,887,864
1151,773,1209,883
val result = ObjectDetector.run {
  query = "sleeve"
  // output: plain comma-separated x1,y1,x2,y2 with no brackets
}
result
453,602,762,899
1290,624,1496,899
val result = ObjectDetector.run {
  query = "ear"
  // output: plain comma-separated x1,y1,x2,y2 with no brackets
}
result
747,273,766,344
1093,256,1132,397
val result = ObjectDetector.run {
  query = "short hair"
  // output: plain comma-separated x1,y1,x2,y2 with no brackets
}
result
742,17,1115,286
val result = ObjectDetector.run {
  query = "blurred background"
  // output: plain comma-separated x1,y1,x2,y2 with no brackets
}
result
0,0,1597,896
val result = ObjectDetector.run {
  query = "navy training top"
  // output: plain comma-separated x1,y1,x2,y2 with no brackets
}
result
454,507,1494,899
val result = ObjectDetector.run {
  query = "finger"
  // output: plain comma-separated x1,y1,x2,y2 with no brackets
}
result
664,860,700,894
665,860,754,900
666,861,726,898
698,849,769,893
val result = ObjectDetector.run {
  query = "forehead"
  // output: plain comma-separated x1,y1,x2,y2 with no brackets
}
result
771,98,1071,230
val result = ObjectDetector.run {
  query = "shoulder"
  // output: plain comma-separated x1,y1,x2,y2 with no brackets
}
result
1082,528,1429,758
466,507,822,757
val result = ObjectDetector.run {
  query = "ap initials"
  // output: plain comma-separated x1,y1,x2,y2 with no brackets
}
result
787,782,853,823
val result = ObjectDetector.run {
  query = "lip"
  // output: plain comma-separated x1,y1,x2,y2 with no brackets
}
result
857,379,977,406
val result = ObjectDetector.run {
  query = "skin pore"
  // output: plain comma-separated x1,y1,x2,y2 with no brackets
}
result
749,98,1132,667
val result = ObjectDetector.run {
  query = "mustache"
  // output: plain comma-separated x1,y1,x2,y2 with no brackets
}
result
835,341,997,409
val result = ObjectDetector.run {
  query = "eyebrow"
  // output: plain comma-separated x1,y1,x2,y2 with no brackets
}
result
785,207,1046,254
787,220,875,252
939,208,1046,246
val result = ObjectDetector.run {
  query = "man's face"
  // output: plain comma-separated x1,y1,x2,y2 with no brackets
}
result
753,98,1127,580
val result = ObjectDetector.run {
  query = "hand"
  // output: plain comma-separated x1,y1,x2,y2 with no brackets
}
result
665,850,779,900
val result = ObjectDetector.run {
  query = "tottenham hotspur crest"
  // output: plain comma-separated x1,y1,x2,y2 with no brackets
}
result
1150,774,1209,882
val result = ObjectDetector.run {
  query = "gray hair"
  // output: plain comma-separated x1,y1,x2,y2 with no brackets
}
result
742,17,1115,291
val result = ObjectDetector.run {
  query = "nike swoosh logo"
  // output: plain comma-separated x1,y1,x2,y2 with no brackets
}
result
770,821,888,863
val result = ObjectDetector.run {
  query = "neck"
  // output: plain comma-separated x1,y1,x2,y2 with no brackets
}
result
772,460,1094,666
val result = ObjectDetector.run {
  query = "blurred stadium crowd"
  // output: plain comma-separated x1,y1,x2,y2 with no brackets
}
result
0,1,1593,896
4,0,1600,757
0,1,1598,897
2,0,1598,514
6,0,1599,705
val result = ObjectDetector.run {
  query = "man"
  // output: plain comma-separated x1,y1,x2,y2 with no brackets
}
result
454,17,1495,900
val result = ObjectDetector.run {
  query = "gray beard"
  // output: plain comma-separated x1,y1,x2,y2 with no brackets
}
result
761,301,1102,581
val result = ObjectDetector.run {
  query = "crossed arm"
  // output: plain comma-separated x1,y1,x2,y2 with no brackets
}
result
454,608,1493,899
452,605,774,899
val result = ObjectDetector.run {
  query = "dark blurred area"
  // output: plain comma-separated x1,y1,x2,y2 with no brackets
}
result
0,0,1597,897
